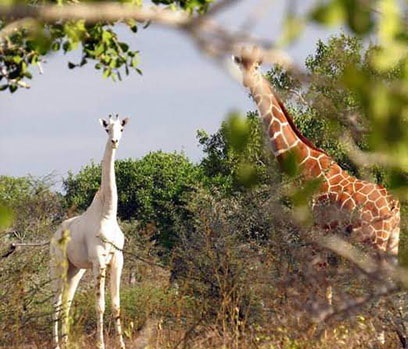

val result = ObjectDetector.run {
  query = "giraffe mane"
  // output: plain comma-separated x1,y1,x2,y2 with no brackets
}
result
273,92,328,156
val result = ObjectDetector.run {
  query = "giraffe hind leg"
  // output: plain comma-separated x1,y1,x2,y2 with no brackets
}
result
60,264,86,344
50,240,66,349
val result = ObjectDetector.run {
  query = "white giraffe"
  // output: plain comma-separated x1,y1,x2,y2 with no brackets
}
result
50,114,129,349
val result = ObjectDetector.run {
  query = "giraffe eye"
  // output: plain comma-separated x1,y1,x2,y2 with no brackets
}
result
233,56,242,64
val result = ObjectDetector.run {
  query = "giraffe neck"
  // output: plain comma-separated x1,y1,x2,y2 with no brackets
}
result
247,72,322,170
99,141,118,218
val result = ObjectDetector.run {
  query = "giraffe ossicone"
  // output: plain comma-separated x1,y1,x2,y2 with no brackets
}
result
233,45,400,259
50,114,129,349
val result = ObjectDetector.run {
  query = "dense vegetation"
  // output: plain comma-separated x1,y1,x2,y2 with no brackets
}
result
1,32,408,348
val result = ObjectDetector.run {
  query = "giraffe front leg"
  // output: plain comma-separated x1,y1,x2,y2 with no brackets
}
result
94,263,107,349
110,252,126,349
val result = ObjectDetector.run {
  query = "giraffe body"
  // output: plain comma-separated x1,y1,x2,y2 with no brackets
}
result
50,115,129,349
234,46,400,258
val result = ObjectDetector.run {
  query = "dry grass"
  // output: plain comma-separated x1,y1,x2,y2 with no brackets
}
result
1,193,407,349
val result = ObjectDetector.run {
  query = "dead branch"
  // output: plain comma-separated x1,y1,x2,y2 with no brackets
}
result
98,235,166,269
319,234,408,288
340,133,400,170
316,282,399,324
1,241,49,259
10,241,49,247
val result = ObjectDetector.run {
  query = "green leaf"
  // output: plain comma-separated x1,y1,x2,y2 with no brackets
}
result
0,205,14,230
388,169,408,191
119,42,129,52
310,0,345,26
343,0,373,35
280,151,300,178
102,30,113,43
9,84,18,93
225,113,250,153
236,162,258,187
279,14,305,45
62,40,73,52
130,57,139,68
378,0,402,43
13,56,22,64
291,178,322,207
95,44,105,57
51,41,61,52
103,68,111,79
64,20,86,44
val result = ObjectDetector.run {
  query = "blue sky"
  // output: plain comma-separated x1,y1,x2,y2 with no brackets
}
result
0,1,338,188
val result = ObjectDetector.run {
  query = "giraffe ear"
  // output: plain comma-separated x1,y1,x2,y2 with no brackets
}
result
99,119,108,128
121,117,129,127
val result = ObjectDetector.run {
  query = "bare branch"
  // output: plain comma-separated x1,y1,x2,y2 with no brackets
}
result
0,3,190,29
98,235,166,269
319,234,408,288
316,282,399,324
340,133,403,170
288,88,309,106
1,241,49,259
11,241,49,247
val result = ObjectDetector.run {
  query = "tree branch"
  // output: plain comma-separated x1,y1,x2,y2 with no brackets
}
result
1,241,49,259
0,3,190,28
0,2,294,69
319,234,408,288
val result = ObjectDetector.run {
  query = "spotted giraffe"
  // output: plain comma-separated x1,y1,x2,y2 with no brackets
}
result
233,46,400,259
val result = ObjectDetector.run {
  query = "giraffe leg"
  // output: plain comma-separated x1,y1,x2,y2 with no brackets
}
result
110,251,126,349
93,262,107,349
387,225,400,263
326,285,333,306
50,243,66,349
51,277,63,349
60,265,86,345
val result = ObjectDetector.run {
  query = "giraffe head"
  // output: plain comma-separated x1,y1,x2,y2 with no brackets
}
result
99,114,129,149
232,46,263,87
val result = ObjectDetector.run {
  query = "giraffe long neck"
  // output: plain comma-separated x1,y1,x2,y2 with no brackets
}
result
247,72,321,170
100,141,118,218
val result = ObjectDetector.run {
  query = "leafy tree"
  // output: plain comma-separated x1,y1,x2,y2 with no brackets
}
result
63,151,204,250
0,176,32,206
0,175,63,240
197,112,278,193
0,12,141,92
